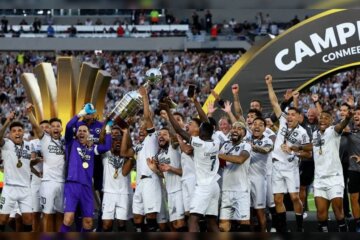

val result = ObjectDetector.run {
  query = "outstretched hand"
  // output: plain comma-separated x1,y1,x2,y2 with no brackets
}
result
221,100,232,113
207,101,217,115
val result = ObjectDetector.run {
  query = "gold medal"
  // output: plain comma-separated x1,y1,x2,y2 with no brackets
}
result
16,160,23,168
82,162,89,169
113,171,119,179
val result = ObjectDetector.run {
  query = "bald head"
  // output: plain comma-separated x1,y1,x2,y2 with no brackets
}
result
307,108,318,124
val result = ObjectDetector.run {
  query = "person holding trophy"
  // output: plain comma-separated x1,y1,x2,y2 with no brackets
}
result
60,104,112,232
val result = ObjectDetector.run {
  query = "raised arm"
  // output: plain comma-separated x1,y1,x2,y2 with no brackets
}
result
221,100,237,124
219,150,250,164
96,122,113,154
292,90,299,109
122,157,135,177
139,86,154,129
192,95,209,123
160,102,191,143
335,110,353,134
311,94,322,114
26,103,44,139
160,110,179,149
0,111,15,146
265,74,282,118
120,127,135,158
231,84,246,122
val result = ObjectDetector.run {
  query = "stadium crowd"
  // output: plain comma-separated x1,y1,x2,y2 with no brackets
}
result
0,50,360,233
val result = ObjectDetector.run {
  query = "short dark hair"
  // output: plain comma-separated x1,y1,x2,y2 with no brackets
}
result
287,107,301,114
253,117,266,127
159,126,170,132
49,118,62,125
191,117,202,127
341,103,351,110
355,106,360,111
111,125,121,131
321,110,332,117
9,121,24,130
248,108,263,118
208,117,217,129
250,99,262,107
173,112,185,121
39,120,50,125
200,121,214,138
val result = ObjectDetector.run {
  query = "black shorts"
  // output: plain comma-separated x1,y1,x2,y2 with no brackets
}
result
348,171,360,194
299,160,314,186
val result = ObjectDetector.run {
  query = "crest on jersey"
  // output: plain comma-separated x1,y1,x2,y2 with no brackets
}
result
109,155,124,169
95,128,101,134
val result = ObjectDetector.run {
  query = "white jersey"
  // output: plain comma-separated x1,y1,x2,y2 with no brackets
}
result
272,113,310,163
180,150,195,181
30,139,43,174
190,136,220,186
212,130,228,146
263,128,276,175
249,135,274,177
102,151,132,194
220,141,252,191
134,129,159,179
312,126,344,188
40,133,65,183
156,145,182,193
1,139,32,187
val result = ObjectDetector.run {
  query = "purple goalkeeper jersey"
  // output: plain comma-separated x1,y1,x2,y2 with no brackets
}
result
75,120,104,144
65,116,111,187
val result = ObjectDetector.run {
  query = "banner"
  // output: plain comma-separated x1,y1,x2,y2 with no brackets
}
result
206,9,360,116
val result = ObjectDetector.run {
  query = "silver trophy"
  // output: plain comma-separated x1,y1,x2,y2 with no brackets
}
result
107,64,163,126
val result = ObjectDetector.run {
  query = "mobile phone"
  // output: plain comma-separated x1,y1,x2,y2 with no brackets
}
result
187,84,196,98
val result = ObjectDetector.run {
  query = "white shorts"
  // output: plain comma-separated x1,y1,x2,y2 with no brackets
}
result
40,181,64,214
250,176,266,209
314,185,344,201
181,178,195,212
190,183,220,216
272,160,300,194
31,175,42,212
266,174,275,207
220,190,250,220
157,181,169,224
102,192,133,220
133,176,162,215
0,185,32,215
168,190,185,222
9,203,21,218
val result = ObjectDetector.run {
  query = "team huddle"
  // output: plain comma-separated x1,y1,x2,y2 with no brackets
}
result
0,74,360,232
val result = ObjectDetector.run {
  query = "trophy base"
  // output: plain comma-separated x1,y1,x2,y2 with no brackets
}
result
114,116,129,129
